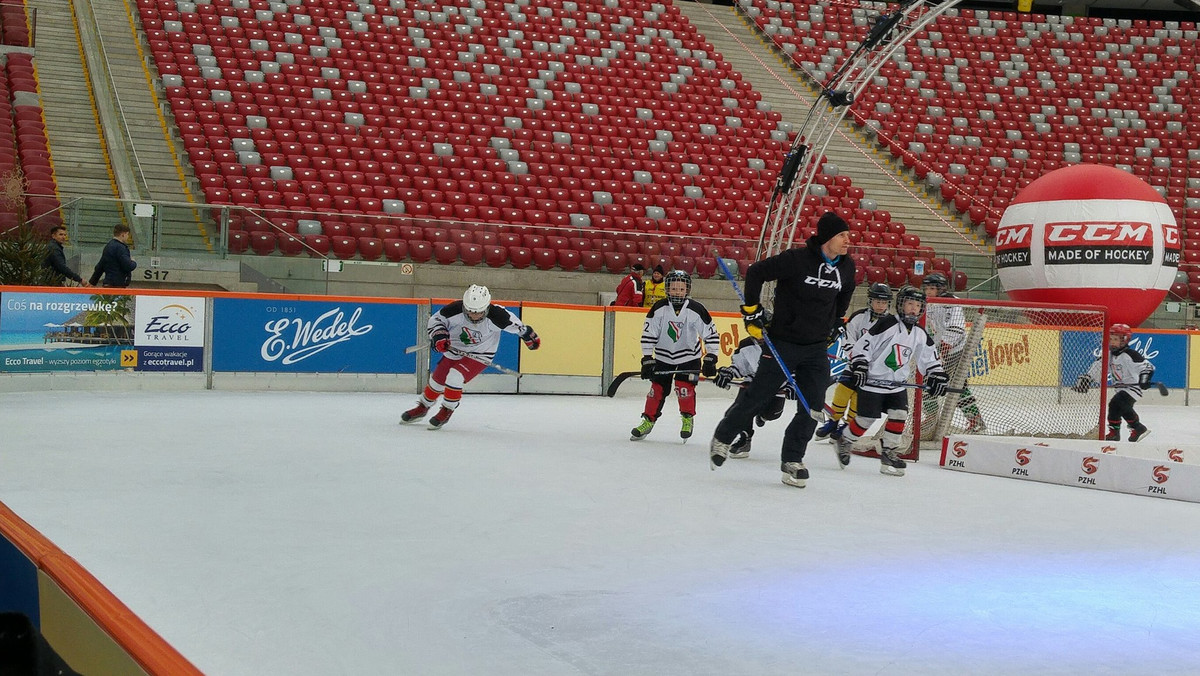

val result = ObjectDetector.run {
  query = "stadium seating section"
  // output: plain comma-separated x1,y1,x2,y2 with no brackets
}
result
746,0,1198,298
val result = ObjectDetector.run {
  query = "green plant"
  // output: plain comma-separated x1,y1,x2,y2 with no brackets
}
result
0,167,57,286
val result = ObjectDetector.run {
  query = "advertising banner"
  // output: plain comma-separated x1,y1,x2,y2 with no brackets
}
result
212,297,417,373
518,305,602,376
130,295,205,372
0,291,133,372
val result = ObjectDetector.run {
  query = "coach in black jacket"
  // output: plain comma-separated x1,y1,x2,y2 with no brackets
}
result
710,211,856,488
89,224,137,288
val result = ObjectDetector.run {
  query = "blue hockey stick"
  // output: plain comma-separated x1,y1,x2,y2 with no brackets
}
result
714,257,821,421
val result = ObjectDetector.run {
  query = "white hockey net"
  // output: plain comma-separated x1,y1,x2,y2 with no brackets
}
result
902,297,1108,458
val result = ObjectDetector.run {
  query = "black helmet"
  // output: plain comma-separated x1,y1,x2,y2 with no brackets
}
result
895,285,926,327
866,283,892,319
922,272,949,292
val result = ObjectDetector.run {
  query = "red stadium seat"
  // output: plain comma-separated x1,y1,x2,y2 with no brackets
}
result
358,237,383,261
603,251,628,274
228,230,250,254
278,233,305,256
459,243,484,266
433,242,459,265
580,251,604,273
557,249,582,271
408,241,434,263
330,236,357,259
303,235,330,257
508,246,533,269
250,231,276,256
532,248,558,270
383,239,408,262
484,245,508,268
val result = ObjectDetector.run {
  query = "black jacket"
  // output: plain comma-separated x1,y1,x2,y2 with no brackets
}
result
89,238,137,287
743,236,856,346
42,239,82,284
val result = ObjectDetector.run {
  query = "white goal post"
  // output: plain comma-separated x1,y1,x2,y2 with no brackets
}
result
900,297,1110,459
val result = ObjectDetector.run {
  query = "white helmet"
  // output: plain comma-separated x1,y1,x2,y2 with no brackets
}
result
462,284,491,314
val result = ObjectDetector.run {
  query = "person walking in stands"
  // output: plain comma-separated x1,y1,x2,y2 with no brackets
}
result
1072,323,1154,442
612,262,644,306
43,225,89,287
631,270,720,441
89,224,137,288
401,285,540,429
833,286,949,476
709,211,856,488
921,272,985,433
641,264,666,308
816,282,893,441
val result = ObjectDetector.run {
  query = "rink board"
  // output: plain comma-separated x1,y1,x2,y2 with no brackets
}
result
939,435,1200,503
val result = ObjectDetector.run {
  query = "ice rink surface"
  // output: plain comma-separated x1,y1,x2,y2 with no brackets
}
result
3,387,1200,675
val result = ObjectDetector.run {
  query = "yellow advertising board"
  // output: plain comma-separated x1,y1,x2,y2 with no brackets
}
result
613,307,744,374
519,304,604,376
1190,334,1200,388
963,323,1061,386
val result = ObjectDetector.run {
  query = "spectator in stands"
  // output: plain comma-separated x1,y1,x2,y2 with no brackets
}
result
612,262,644,306
89,224,137,288
642,265,666,308
42,225,88,287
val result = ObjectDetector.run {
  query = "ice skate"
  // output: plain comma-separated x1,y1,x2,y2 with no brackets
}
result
833,435,853,469
400,402,429,423
728,433,751,459
879,447,906,477
814,418,838,440
1105,428,1120,442
1129,425,1150,443
631,416,655,441
680,414,694,440
964,415,987,435
829,422,846,441
781,461,809,488
709,438,731,469
427,407,454,430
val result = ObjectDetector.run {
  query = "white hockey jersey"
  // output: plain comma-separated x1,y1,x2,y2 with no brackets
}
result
725,337,763,380
839,306,885,361
924,297,967,355
849,314,945,394
641,298,719,365
429,301,527,365
1083,346,1155,399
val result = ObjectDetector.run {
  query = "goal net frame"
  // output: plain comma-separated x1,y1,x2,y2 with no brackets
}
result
900,297,1110,459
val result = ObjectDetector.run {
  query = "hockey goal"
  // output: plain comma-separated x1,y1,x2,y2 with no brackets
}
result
899,297,1109,459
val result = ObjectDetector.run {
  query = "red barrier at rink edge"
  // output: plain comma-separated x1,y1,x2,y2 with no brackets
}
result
0,501,203,675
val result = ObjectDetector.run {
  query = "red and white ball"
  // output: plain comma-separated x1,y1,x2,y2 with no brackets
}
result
995,164,1180,327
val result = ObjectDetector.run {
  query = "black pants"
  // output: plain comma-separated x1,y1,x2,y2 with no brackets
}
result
1108,390,1139,424
714,340,830,464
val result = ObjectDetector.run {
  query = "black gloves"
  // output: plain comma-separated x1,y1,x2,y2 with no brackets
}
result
740,304,765,341
828,318,845,349
925,371,949,398
713,366,736,389
431,331,451,353
1138,371,1153,390
1072,375,1091,394
520,325,540,350
640,355,656,380
848,359,868,390
701,354,717,378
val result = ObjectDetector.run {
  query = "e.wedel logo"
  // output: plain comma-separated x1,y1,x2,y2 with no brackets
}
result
261,306,372,364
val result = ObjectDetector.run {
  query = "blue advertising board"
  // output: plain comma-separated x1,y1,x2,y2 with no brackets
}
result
0,291,131,372
1061,329,1187,389
212,297,418,373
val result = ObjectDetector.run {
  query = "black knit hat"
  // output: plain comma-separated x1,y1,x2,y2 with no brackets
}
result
814,211,850,245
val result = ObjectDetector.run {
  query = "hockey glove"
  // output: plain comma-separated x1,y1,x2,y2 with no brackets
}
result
701,354,717,378
1071,375,1091,394
740,304,765,341
713,366,736,389
827,318,845,349
848,359,869,390
925,371,949,398
780,382,799,401
640,355,656,380
520,326,541,350
431,332,452,353
1138,370,1153,390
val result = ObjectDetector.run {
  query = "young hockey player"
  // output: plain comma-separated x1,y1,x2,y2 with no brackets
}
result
632,270,720,441
401,285,540,429
834,286,949,476
1072,323,1154,442
815,282,893,442
711,330,790,459
922,272,985,433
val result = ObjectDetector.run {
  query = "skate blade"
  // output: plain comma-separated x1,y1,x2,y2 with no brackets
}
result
728,450,749,459
781,475,807,488
710,455,726,470
879,466,905,477
836,455,850,469
1130,430,1151,443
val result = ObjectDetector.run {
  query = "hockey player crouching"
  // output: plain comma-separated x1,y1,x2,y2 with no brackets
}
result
711,332,790,458
401,285,540,429
834,286,949,476
1072,323,1153,442
816,282,893,442
631,270,720,441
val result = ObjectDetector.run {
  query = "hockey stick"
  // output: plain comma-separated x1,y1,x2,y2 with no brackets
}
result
605,369,703,397
1151,381,1170,396
863,378,966,395
714,256,821,421
404,343,427,354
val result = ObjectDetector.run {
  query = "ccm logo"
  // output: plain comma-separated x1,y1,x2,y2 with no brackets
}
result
1164,223,1180,248
1082,456,1099,474
995,224,1032,249
1015,448,1031,465
952,440,968,458
1045,222,1153,246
